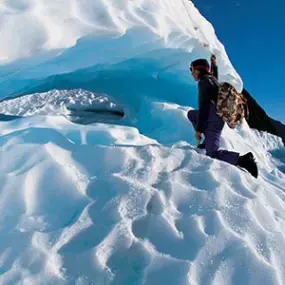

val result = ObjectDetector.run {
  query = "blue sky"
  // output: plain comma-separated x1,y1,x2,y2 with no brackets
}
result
193,0,285,123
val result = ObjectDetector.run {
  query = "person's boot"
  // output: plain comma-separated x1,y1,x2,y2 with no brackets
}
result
237,152,258,178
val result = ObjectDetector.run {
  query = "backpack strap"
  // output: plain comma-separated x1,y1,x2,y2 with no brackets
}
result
204,74,220,87
203,74,220,105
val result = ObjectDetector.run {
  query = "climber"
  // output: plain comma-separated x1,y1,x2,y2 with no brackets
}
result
187,56,258,178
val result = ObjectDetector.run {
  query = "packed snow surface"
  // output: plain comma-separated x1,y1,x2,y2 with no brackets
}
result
0,1,285,285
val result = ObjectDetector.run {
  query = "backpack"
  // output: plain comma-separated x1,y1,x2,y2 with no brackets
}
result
215,82,249,129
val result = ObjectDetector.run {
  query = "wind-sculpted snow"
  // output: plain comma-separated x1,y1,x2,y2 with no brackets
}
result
0,0,228,61
0,0,285,284
0,115,285,285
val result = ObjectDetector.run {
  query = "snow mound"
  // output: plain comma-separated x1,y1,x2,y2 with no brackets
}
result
0,89,124,118
0,0,242,95
0,115,285,285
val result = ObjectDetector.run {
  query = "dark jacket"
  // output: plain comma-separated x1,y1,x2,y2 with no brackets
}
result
196,75,219,132
196,61,219,132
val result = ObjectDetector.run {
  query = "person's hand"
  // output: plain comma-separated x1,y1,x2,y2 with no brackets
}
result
195,131,202,143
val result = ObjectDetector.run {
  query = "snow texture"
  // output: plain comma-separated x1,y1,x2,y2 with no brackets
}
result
0,1,284,285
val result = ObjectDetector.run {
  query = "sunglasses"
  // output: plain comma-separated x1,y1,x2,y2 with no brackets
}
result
190,65,210,72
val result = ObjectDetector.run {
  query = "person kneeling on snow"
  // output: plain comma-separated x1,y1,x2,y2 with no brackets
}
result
187,58,258,178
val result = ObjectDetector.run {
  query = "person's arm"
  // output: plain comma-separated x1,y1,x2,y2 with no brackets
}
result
196,79,211,133
211,64,218,79
210,54,218,79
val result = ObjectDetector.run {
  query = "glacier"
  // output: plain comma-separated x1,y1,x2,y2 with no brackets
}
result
0,0,284,285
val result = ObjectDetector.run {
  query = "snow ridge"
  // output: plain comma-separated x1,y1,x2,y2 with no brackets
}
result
0,0,242,92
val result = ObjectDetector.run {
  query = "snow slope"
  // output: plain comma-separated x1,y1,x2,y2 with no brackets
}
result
0,110,285,285
0,1,285,285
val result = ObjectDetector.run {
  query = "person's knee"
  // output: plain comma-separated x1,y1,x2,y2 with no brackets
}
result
206,149,219,158
187,109,196,122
